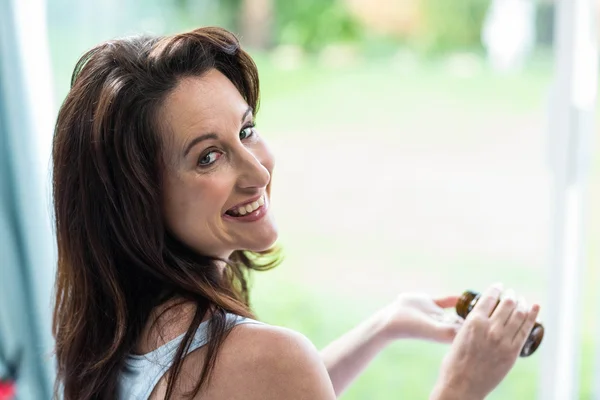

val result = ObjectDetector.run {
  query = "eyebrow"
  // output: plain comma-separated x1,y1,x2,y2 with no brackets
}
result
182,106,253,157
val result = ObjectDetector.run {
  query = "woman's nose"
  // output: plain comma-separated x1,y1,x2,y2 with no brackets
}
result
235,146,272,190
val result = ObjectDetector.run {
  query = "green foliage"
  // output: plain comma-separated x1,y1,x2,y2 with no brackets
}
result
273,0,363,52
168,0,494,54
414,0,491,53
214,0,243,31
173,0,363,52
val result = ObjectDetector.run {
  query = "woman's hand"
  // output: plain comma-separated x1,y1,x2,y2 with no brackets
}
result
380,292,464,343
430,284,540,400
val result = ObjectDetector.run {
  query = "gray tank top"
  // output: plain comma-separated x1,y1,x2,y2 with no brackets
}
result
117,313,263,399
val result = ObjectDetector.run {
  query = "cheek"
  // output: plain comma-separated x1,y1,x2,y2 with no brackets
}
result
162,174,231,232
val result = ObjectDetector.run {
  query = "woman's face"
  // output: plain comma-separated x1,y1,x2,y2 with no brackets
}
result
159,69,278,258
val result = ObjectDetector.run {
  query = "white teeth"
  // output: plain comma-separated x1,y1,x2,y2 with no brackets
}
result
232,195,265,216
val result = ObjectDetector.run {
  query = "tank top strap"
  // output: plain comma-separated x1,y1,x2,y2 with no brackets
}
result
119,313,264,399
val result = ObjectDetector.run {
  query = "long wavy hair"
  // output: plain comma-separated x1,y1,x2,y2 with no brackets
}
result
52,27,281,400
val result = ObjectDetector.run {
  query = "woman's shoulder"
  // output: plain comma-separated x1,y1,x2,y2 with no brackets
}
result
175,322,337,399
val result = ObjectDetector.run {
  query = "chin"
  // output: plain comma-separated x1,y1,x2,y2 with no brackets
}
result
243,230,279,253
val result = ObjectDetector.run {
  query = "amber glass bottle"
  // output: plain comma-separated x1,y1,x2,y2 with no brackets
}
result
456,290,544,357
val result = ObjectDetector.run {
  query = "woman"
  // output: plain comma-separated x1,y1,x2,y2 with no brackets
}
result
52,27,540,399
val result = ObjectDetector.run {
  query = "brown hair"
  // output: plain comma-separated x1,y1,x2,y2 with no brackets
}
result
52,27,280,399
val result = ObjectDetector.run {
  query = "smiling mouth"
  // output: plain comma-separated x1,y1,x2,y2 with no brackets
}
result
225,195,266,217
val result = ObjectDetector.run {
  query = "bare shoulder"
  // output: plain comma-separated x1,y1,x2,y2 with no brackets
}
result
175,322,336,400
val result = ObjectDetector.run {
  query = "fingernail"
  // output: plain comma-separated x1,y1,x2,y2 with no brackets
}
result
491,282,504,295
518,296,528,311
531,303,540,313
503,288,516,301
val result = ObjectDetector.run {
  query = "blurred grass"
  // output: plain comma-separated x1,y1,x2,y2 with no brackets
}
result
253,52,553,131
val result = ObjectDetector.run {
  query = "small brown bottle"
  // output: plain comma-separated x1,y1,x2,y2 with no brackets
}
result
456,290,544,357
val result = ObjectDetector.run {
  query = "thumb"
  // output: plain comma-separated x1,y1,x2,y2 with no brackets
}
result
432,320,461,343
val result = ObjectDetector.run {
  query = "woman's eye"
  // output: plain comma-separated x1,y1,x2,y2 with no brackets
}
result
239,126,255,140
198,151,221,166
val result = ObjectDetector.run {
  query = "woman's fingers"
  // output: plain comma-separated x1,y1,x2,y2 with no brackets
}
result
504,297,528,337
434,295,460,309
513,304,540,345
470,283,503,318
489,288,517,327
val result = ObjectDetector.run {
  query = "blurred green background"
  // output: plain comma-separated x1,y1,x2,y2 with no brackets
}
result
46,0,599,398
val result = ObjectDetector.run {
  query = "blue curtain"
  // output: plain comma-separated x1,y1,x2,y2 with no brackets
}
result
0,0,57,398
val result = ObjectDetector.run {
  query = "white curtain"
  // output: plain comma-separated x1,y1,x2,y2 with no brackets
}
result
0,0,57,398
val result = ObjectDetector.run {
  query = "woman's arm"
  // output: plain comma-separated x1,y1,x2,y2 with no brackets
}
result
320,293,464,396
320,308,391,397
